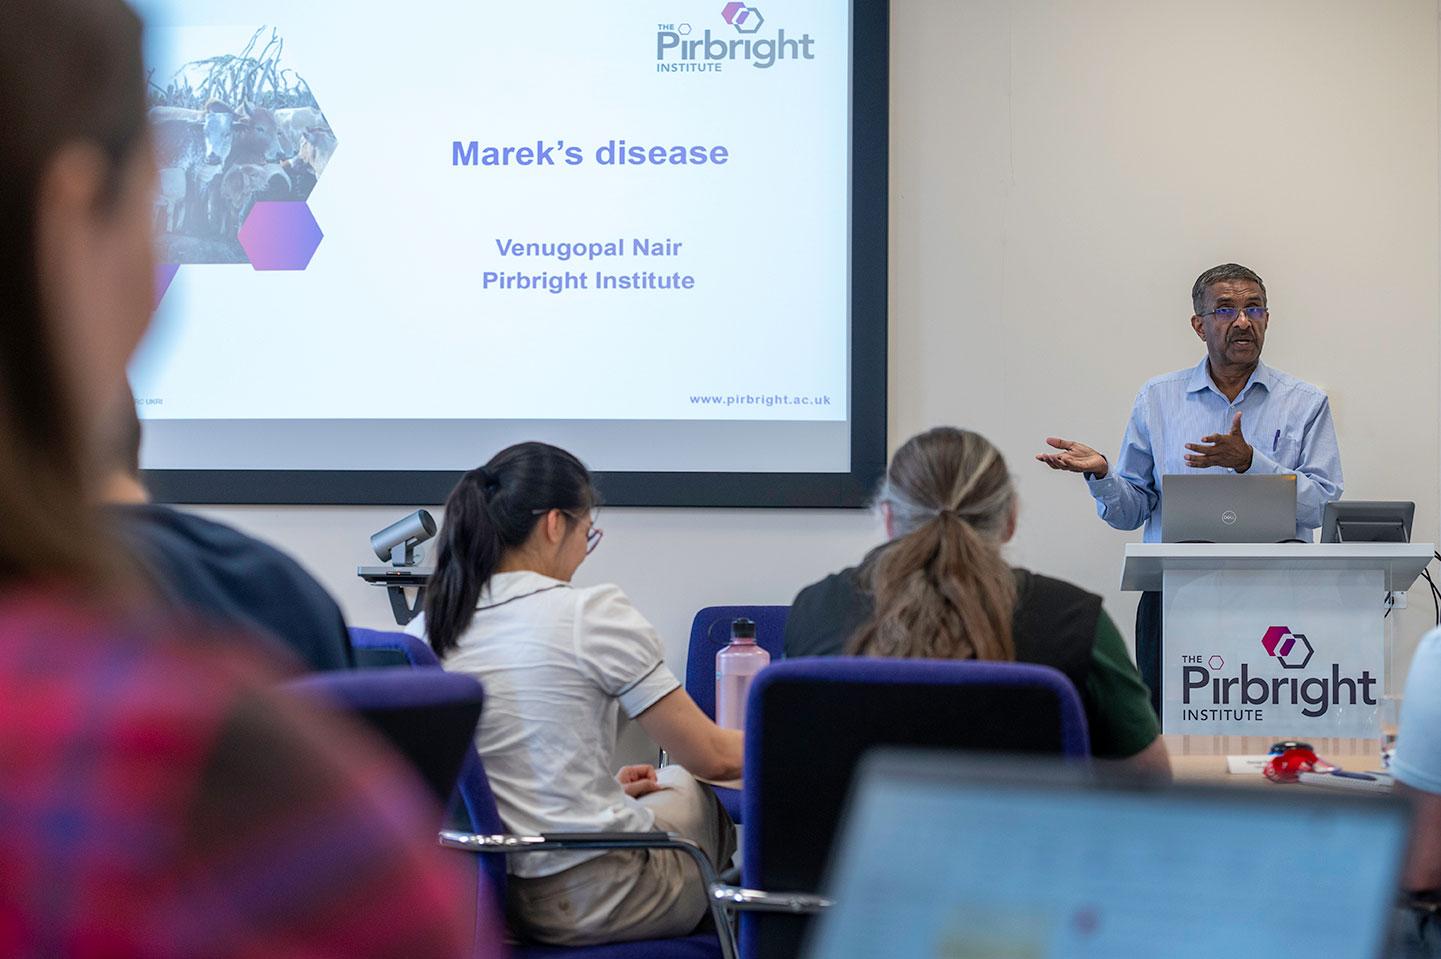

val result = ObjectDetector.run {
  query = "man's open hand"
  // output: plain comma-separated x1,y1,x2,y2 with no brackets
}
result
1036,437,1109,478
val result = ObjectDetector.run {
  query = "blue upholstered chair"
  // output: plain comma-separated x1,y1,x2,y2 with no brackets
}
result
350,625,440,669
348,628,736,959
283,662,509,956
737,657,1091,959
683,606,788,824
281,667,484,805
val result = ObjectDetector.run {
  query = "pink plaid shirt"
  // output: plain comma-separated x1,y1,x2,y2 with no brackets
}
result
0,587,497,959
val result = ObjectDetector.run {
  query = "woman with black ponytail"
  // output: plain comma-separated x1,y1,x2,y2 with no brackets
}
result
410,441,741,947
783,427,1171,778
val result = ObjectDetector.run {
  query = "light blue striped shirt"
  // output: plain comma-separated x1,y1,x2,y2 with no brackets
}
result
1086,358,1343,542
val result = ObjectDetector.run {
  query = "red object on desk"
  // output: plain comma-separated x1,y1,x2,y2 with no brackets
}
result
1263,743,1337,783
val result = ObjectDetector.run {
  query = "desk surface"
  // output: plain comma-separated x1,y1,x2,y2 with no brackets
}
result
1168,752,1273,788
701,737,1383,791
1164,734,1385,789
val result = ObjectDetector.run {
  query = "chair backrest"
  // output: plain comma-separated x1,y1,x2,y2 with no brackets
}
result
349,626,443,668
284,668,484,807
684,605,789,719
347,627,511,904
740,656,1090,959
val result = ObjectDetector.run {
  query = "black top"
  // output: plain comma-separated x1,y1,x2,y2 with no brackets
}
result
109,504,354,672
784,548,1100,695
784,549,1162,762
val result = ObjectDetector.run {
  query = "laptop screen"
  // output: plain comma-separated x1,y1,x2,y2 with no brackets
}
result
804,754,1408,959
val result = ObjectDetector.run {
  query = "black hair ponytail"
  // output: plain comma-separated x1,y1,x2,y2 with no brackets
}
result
423,442,596,656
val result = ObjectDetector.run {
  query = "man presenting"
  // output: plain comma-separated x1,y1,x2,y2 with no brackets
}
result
1037,263,1343,714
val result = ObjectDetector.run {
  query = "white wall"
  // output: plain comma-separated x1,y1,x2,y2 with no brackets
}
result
887,0,1440,672
198,0,1441,706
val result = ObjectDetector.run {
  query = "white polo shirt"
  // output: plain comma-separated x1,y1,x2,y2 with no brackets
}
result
406,570,681,877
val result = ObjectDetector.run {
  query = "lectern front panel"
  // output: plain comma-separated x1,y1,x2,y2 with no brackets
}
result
1162,567,1384,738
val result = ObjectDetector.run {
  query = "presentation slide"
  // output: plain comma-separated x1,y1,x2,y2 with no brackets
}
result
130,0,863,481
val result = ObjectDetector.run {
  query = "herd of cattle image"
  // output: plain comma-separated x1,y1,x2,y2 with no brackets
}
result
149,29,337,264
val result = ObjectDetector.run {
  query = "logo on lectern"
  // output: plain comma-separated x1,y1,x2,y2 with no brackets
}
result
1261,625,1314,670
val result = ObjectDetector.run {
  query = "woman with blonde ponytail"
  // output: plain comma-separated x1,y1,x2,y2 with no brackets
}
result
788,428,1169,776
848,431,1018,662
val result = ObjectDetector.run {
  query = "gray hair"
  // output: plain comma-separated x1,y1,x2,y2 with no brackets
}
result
879,457,1014,543
875,427,1016,542
1191,263,1267,314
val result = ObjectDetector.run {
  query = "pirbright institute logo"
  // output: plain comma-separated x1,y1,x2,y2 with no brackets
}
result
655,5,816,73
1261,625,1314,669
1180,623,1378,722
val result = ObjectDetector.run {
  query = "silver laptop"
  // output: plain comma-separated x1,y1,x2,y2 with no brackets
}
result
1162,473,1298,543
804,750,1409,959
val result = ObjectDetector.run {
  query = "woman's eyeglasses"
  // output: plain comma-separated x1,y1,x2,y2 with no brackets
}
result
530,508,604,555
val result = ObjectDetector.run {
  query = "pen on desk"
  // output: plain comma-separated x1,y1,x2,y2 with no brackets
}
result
1272,429,1280,452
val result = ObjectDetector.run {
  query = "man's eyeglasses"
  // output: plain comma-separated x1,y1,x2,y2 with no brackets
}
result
1200,306,1268,322
530,507,604,555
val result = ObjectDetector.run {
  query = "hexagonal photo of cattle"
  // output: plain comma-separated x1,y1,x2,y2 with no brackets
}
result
149,28,337,264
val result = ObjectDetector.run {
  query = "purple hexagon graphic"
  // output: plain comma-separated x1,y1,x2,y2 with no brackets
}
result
154,263,179,307
1261,625,1314,670
238,202,323,270
1261,625,1290,656
721,3,764,32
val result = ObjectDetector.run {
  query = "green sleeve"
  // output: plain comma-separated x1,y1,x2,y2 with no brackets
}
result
1082,610,1161,759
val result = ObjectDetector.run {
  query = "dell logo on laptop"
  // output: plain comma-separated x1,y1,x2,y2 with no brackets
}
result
1221,510,1238,525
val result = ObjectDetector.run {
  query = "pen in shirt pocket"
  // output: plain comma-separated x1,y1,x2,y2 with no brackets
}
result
1272,429,1280,452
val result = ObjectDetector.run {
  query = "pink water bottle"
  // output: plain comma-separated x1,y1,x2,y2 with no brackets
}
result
716,618,769,731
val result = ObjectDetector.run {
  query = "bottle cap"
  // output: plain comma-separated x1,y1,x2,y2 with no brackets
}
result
731,617,756,640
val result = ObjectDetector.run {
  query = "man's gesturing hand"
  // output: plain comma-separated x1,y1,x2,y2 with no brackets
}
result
1036,438,1109,478
1184,412,1254,472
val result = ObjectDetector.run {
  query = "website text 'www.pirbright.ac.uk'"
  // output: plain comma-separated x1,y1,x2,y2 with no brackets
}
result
688,393,834,409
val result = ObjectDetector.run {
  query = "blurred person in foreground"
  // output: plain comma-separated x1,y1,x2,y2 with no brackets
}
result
0,1,491,955
1388,628,1441,957
100,391,355,672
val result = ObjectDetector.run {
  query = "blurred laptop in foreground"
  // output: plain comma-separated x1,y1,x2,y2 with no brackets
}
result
804,750,1409,959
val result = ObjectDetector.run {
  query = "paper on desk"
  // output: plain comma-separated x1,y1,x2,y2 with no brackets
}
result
1226,755,1273,775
